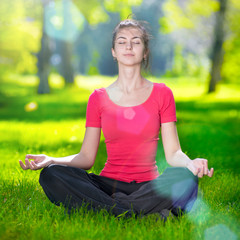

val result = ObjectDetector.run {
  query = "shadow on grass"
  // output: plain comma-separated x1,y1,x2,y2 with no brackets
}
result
176,101,240,123
0,80,239,174
1,86,240,123
0,82,89,122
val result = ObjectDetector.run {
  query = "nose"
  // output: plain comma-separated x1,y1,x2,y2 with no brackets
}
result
126,42,132,49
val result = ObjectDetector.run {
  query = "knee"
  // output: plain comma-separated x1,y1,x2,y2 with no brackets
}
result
181,168,198,188
39,164,61,187
162,167,198,195
166,167,198,182
175,167,198,188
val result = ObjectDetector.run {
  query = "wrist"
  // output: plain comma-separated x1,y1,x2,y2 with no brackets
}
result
47,156,55,165
186,159,192,168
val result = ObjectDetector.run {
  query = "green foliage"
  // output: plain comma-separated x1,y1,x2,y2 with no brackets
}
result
221,0,240,83
159,0,219,33
164,45,208,78
0,0,144,80
0,0,42,76
104,0,143,19
72,0,109,25
160,0,240,84
72,0,143,25
159,0,219,79
0,75,239,239
222,38,240,84
88,51,100,75
169,45,185,77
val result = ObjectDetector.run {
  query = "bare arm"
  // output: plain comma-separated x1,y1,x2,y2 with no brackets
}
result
161,122,214,178
19,127,101,170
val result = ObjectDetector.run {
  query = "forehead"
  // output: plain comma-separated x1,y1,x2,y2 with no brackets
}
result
116,27,143,38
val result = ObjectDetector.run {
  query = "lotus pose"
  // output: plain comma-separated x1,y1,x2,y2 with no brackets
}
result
19,18,214,219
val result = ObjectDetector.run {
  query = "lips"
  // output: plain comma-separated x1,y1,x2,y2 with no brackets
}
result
123,54,134,56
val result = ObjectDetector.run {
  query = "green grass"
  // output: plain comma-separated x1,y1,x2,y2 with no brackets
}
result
0,74,239,240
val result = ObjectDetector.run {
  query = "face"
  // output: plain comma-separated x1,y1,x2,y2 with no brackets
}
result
112,27,147,67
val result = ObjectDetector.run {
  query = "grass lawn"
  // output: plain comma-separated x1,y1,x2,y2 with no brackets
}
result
0,74,239,240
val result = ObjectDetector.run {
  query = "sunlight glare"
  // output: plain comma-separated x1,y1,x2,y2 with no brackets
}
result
24,101,38,112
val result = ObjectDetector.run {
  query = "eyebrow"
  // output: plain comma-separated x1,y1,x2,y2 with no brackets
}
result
116,36,141,40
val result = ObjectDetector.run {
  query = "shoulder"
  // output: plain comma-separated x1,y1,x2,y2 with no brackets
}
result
153,82,174,96
91,88,105,95
89,88,105,100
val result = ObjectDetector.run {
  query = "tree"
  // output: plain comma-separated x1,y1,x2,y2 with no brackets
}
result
159,0,240,92
160,0,219,80
0,0,144,93
221,0,240,84
37,0,143,93
208,0,227,93
38,0,83,93
0,0,41,79
38,0,51,94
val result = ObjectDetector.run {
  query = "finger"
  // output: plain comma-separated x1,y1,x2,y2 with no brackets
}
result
203,160,208,175
198,167,204,178
29,160,37,170
26,154,37,160
190,168,198,176
187,164,198,176
194,166,201,176
25,159,34,170
30,161,38,170
19,160,28,170
31,161,41,170
192,168,198,176
208,168,214,177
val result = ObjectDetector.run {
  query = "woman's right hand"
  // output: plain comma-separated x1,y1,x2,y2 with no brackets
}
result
19,154,53,170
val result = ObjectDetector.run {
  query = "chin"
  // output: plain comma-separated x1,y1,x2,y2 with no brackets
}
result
118,60,142,67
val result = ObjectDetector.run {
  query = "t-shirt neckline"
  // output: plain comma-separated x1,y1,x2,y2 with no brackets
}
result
103,82,156,108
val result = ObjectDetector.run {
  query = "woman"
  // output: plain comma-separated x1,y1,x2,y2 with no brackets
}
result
19,19,214,219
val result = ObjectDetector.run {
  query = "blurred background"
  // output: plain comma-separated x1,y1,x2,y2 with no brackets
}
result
1,2,239,238
0,0,239,94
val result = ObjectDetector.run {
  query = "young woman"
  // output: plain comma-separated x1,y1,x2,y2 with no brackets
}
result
19,19,214,219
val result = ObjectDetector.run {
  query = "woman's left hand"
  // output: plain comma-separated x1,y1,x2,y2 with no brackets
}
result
187,158,214,178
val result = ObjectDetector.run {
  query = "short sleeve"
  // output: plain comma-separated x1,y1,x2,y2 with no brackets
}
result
85,90,101,128
159,85,177,124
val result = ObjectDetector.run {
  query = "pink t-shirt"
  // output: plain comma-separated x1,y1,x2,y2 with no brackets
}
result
85,82,177,183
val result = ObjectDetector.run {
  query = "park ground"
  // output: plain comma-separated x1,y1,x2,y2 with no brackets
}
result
0,74,239,240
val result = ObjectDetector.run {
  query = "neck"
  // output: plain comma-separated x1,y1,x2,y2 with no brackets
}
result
116,65,145,93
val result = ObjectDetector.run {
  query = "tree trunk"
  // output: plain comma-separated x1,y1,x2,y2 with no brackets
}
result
59,40,74,84
37,0,51,94
208,0,227,93
60,0,74,84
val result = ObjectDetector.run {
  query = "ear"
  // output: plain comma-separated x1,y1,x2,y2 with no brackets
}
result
143,49,149,59
111,48,116,58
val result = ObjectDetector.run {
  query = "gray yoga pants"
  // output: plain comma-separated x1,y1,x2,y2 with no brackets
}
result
39,165,198,217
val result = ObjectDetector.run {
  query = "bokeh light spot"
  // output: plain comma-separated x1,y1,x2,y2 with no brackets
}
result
45,1,85,42
204,224,237,240
50,54,62,66
123,108,136,120
187,197,211,224
117,106,150,135
24,101,38,112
